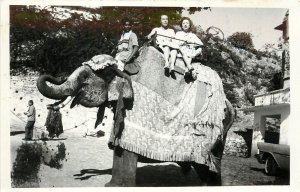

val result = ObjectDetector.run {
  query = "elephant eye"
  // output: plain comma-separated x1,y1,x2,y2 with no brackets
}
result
83,74,89,79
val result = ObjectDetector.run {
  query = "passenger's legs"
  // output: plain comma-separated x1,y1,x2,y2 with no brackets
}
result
162,46,170,68
182,54,193,70
169,49,177,71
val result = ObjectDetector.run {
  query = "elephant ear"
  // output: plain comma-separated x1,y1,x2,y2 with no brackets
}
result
70,82,89,108
70,91,85,109
108,76,134,107
94,101,107,128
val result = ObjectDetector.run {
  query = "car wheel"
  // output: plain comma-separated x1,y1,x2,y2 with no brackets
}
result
265,156,278,176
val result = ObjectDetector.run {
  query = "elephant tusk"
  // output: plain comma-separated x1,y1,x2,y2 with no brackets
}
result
56,96,73,109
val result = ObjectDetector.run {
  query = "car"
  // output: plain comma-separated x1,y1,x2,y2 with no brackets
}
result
255,142,290,176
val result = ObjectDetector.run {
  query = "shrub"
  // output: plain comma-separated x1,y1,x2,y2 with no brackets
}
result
11,142,42,187
227,32,254,50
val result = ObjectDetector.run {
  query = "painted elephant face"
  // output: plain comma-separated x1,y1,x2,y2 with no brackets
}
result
37,55,133,108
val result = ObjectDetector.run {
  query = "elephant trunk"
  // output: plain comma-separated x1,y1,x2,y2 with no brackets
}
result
37,75,70,100
37,66,90,100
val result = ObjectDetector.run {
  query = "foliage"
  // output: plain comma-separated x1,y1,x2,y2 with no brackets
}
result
45,143,66,169
11,142,67,187
10,6,117,75
268,72,283,91
227,32,254,50
200,37,245,105
11,142,42,187
199,31,281,106
10,6,281,107
10,6,207,75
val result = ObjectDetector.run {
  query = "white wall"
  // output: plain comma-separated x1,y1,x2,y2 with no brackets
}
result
279,106,290,145
251,105,290,156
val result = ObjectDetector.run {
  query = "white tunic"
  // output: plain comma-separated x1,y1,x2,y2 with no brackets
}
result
174,31,203,58
151,27,175,47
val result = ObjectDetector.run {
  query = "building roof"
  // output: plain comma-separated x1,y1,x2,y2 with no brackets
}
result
240,103,289,112
240,88,290,112
274,20,287,31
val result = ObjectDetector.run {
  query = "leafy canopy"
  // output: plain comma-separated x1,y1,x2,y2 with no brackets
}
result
227,32,254,50
10,6,209,74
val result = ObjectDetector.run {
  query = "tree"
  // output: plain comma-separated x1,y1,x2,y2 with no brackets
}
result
227,32,254,50
10,6,209,75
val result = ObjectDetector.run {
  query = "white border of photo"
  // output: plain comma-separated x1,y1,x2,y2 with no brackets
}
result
1,0,300,192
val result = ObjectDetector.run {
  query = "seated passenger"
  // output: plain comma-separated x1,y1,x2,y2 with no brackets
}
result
147,14,177,71
115,19,139,71
170,17,203,79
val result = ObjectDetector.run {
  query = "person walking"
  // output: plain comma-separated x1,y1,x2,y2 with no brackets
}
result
23,100,36,140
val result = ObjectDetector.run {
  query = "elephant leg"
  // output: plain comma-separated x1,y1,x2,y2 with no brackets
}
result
105,147,138,187
177,162,192,175
192,163,221,186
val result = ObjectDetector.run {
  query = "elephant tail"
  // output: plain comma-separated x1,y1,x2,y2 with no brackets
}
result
222,99,235,140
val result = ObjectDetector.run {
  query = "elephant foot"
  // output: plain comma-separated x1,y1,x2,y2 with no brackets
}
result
192,163,221,186
105,174,136,187
105,180,136,187
177,162,192,175
108,147,138,187
105,181,122,187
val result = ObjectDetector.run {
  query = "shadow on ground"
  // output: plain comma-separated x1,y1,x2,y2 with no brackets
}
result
254,177,289,185
136,164,201,187
73,169,112,180
73,164,201,187
68,158,291,187
252,169,290,185
10,131,25,136
249,167,265,174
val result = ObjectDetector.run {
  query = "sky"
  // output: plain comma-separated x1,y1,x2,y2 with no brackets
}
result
183,7,288,50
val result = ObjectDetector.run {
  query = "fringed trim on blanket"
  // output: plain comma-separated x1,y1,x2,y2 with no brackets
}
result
119,140,219,173
120,140,193,162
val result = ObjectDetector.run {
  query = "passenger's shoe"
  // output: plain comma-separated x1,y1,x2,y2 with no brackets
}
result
170,70,176,79
164,67,170,77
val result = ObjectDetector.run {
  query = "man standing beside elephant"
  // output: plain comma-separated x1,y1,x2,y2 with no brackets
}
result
23,100,36,140
115,18,139,73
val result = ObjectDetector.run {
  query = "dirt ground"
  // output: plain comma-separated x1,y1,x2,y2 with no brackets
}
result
10,115,289,188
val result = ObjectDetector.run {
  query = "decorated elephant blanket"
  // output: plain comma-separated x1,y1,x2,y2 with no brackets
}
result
109,47,226,173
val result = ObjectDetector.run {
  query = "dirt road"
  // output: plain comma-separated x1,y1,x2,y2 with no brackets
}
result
10,115,289,187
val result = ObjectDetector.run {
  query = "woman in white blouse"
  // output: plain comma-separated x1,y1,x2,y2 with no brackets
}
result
147,15,177,70
170,17,203,78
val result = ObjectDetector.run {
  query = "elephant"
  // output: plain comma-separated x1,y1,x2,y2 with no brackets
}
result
37,46,235,186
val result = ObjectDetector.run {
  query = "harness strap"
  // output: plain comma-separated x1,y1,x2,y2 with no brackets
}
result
155,33,204,47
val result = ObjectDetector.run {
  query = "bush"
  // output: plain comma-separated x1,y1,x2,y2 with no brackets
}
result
11,142,42,187
11,142,67,187
227,32,254,50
